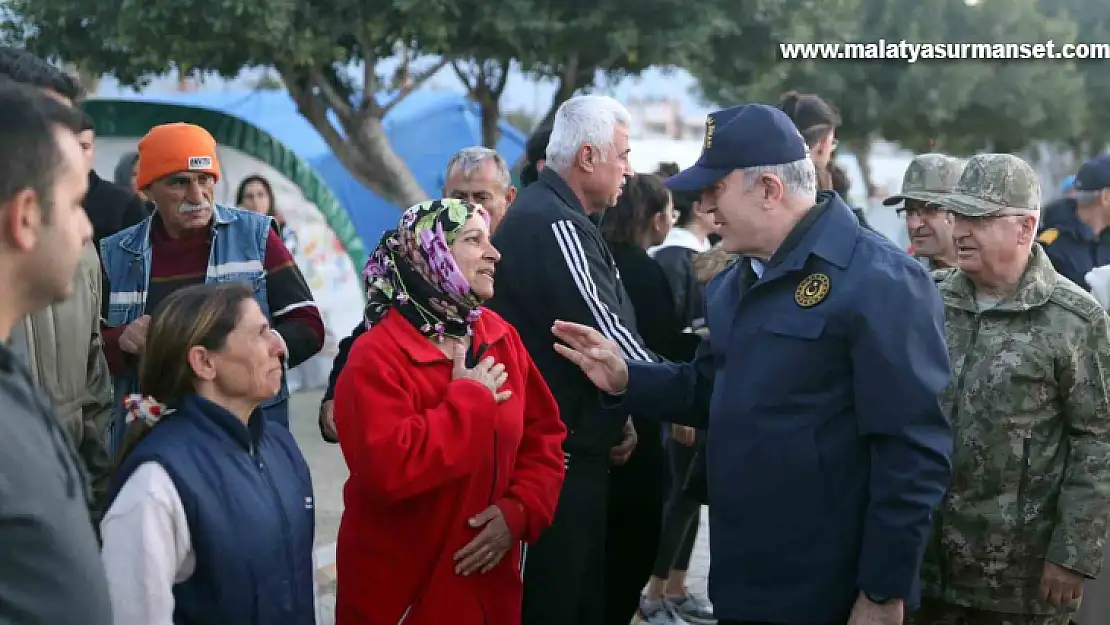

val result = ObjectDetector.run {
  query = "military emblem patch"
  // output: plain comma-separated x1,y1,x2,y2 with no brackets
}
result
703,115,715,153
1037,228,1059,246
795,273,831,308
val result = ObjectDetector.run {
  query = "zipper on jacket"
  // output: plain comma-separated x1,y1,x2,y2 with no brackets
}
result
935,314,982,597
255,447,299,615
1016,437,1031,532
396,606,412,625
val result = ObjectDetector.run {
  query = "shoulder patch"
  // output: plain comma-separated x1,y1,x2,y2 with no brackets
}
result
1049,278,1104,322
1037,228,1060,246
931,267,956,284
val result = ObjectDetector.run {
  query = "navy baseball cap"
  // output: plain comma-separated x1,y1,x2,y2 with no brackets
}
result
665,103,809,192
1075,154,1110,192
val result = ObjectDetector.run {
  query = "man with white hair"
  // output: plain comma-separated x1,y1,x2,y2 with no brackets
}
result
486,94,645,625
549,103,954,625
443,146,517,231
915,154,1110,625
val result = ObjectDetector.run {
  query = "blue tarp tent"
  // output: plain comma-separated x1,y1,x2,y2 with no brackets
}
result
90,88,527,264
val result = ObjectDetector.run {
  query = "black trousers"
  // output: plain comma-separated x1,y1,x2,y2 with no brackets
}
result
522,454,610,625
603,418,667,625
651,433,704,577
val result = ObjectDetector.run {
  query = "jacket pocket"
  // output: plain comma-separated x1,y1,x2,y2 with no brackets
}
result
715,427,832,583
942,431,1038,585
762,313,826,340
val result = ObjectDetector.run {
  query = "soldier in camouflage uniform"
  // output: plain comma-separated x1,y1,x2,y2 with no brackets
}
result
913,154,1110,625
883,153,964,270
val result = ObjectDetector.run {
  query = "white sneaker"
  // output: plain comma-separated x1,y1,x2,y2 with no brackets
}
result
637,596,678,625
665,591,715,625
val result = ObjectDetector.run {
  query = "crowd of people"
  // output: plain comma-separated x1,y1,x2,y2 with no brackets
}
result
4,42,1110,625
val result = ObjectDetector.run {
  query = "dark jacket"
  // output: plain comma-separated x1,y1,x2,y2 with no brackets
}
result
110,394,316,625
650,232,707,330
0,342,112,625
609,193,953,622
1038,197,1110,290
608,242,698,363
488,167,654,458
85,170,149,251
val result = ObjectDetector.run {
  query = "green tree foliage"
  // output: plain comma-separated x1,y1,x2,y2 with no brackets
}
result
691,0,1091,161
1038,0,1110,156
5,0,459,208
524,0,737,128
444,0,737,148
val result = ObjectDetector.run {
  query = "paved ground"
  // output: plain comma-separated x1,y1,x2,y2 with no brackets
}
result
289,389,710,625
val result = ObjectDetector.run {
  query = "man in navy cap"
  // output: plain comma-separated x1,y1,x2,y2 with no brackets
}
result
550,103,954,625
1037,154,1110,289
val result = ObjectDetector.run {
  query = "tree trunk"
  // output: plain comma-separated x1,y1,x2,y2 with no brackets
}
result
283,70,428,210
479,91,501,148
537,67,587,131
509,59,593,171
343,115,428,209
65,62,101,96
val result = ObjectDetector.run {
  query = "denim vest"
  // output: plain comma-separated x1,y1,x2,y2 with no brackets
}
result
100,204,290,453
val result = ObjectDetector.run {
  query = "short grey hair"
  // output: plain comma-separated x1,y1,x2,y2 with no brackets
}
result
545,95,632,171
740,158,818,199
444,146,511,189
1075,189,1103,207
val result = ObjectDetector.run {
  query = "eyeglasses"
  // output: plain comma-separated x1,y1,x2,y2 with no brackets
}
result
896,201,942,217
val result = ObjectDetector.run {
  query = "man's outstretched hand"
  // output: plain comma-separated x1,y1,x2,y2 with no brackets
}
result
551,321,629,395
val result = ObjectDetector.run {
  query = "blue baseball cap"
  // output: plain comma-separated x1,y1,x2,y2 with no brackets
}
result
665,103,809,192
1075,154,1110,192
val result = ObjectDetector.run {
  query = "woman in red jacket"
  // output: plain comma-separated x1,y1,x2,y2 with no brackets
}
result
333,198,567,625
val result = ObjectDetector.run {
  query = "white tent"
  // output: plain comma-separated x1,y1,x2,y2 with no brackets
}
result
87,99,366,391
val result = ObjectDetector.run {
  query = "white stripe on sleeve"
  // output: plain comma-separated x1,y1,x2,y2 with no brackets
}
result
271,300,319,318
551,220,652,362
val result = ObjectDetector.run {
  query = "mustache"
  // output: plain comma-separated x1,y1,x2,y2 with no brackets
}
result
178,201,212,213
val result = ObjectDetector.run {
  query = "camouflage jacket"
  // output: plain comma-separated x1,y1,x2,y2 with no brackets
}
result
922,244,1110,615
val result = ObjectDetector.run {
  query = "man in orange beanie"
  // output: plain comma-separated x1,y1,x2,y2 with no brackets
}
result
99,122,323,437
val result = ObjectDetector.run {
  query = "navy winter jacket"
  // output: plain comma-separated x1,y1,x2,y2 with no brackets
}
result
110,394,315,625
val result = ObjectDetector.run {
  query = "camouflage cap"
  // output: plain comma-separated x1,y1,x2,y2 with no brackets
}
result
883,153,965,206
939,153,1041,217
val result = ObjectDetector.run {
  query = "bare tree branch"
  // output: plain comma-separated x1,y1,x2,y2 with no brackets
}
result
282,64,373,173
355,31,379,114
452,60,476,93
381,57,448,114
308,65,354,125
493,58,510,98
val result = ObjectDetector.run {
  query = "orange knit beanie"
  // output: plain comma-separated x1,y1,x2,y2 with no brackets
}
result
136,123,221,190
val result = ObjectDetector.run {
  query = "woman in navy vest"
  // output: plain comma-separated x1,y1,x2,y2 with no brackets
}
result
100,282,316,625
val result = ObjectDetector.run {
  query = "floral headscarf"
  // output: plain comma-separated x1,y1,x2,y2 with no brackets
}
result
362,199,487,342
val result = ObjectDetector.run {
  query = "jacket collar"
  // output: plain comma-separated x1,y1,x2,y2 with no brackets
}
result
380,307,508,365
649,227,711,255
759,191,858,283
538,168,588,217
178,393,265,453
119,203,240,256
939,244,1057,313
